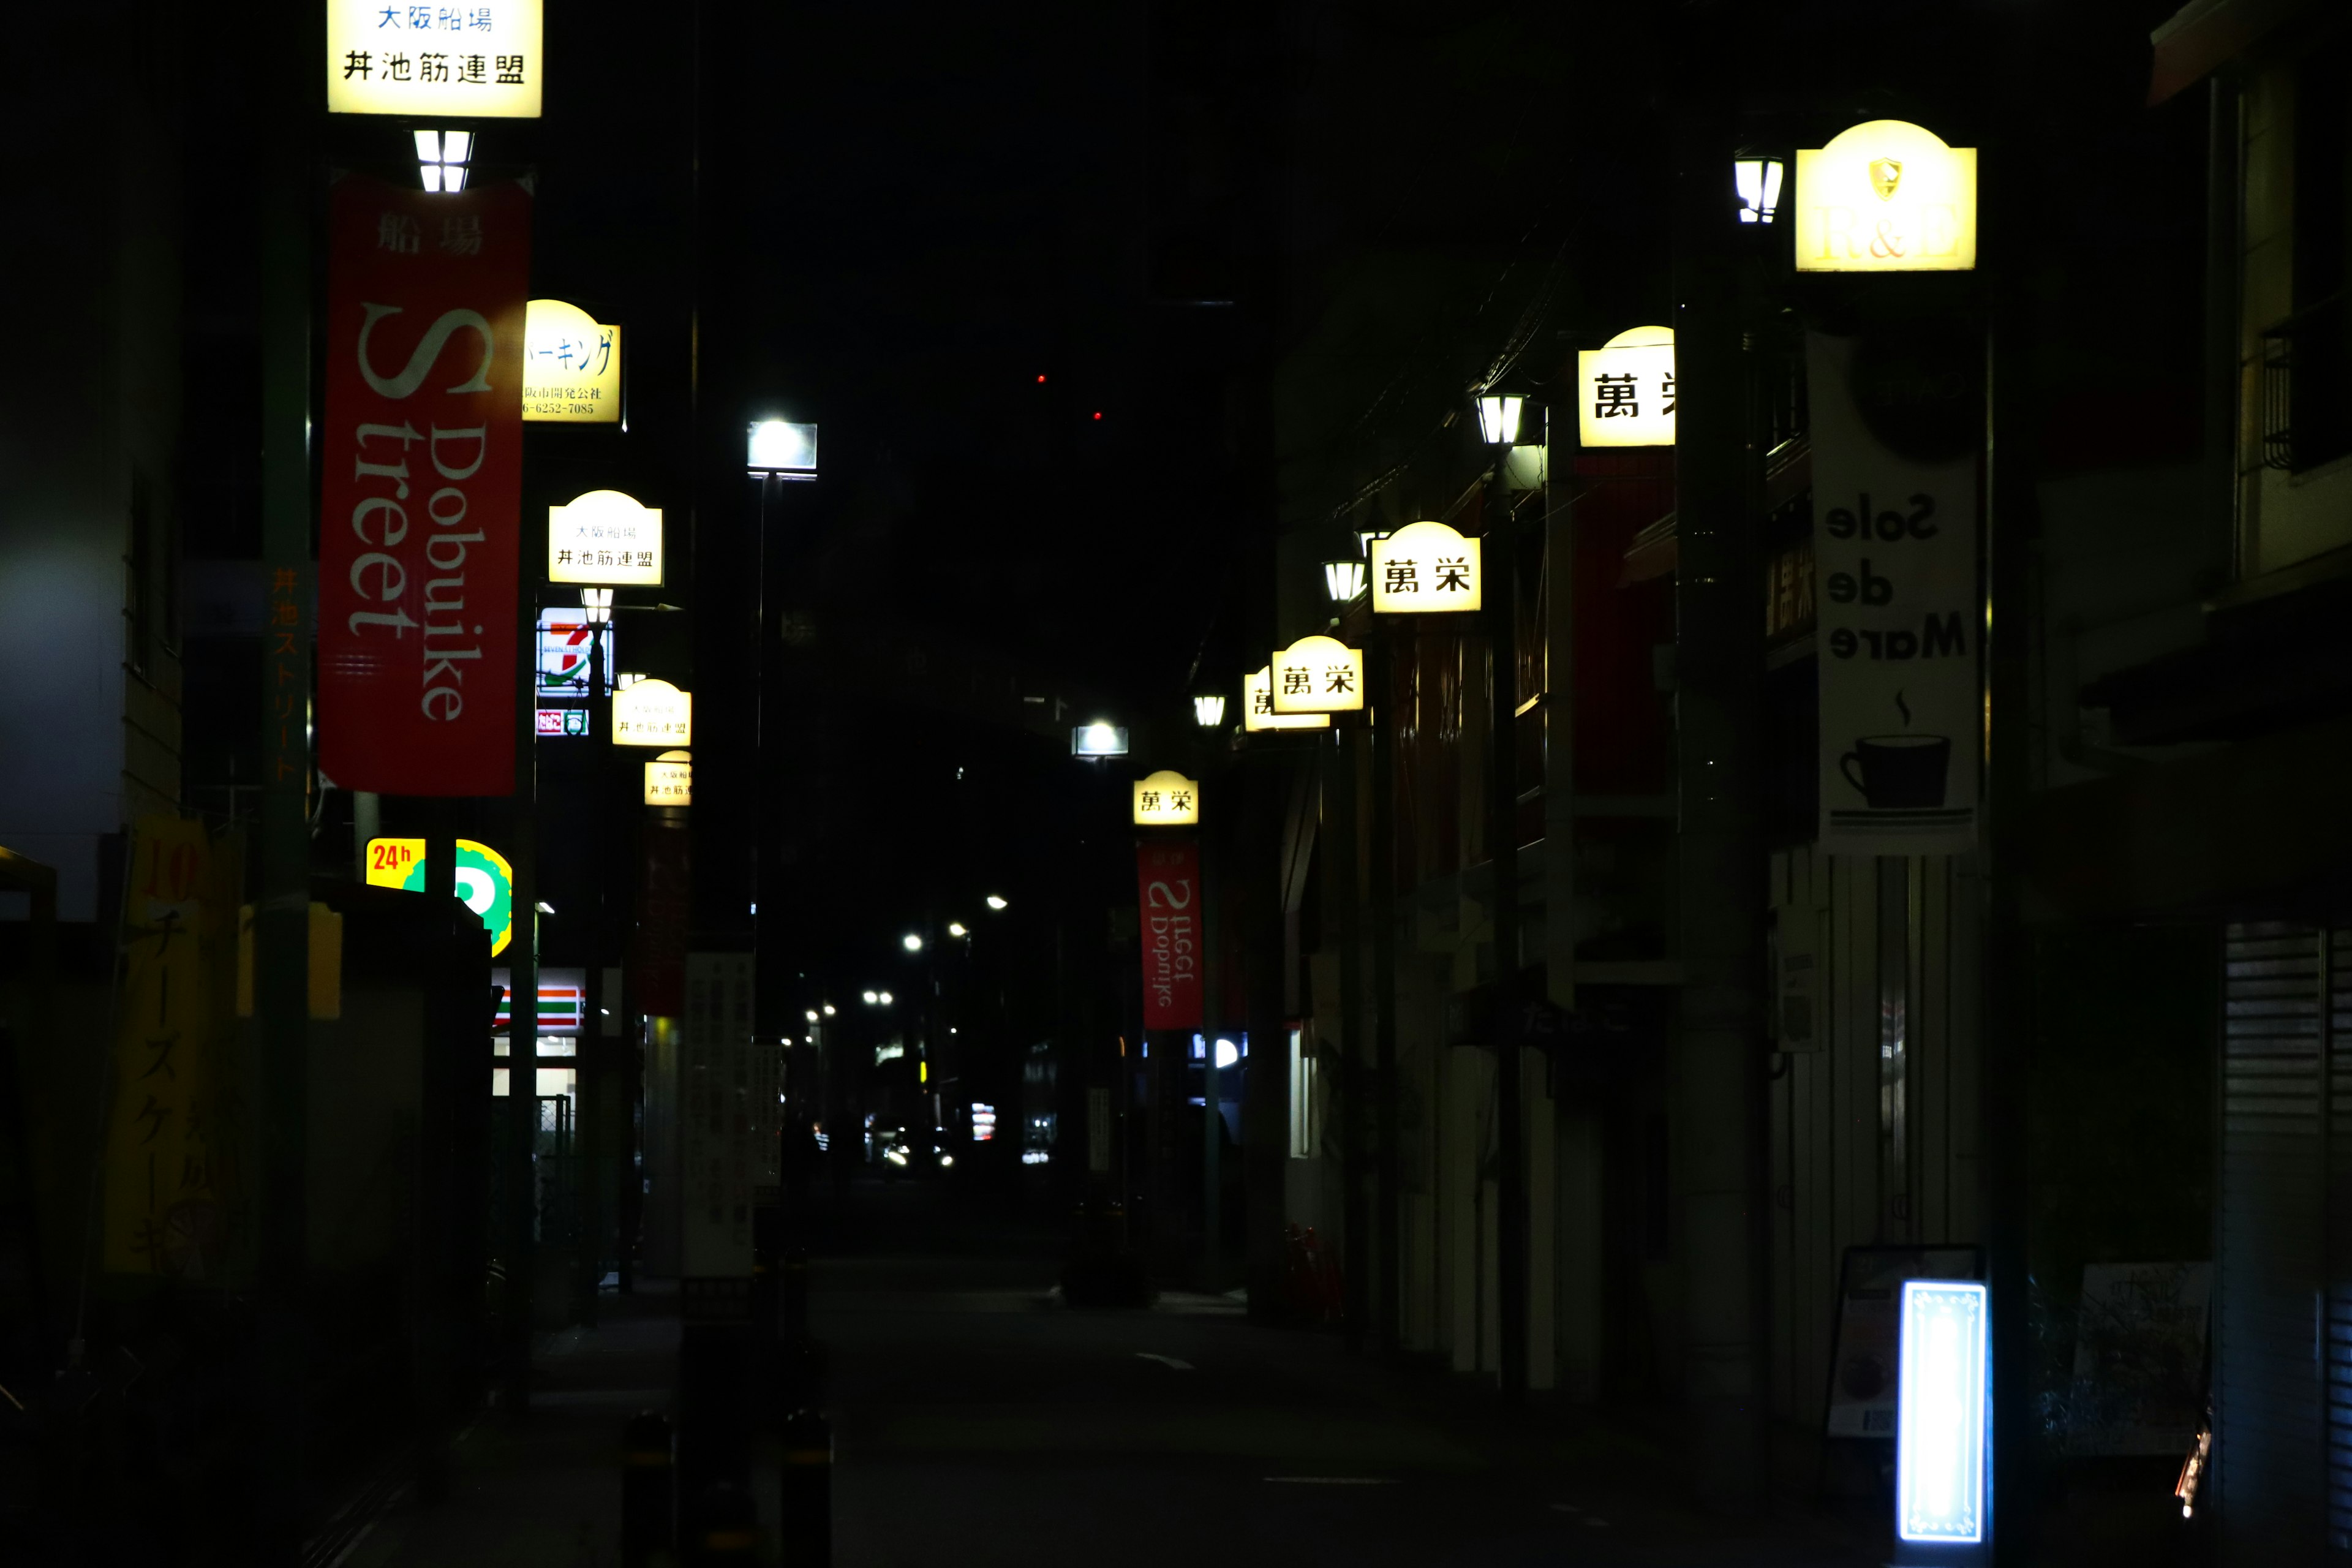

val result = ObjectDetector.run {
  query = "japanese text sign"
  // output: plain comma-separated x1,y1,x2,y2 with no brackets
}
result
523,299,622,423
645,750,692,807
1270,635,1364,714
1136,840,1202,1031
1243,667,1329,732
1370,521,1483,614
613,678,692,747
549,489,662,586
1132,769,1200,827
1578,325,1676,448
328,0,544,118
317,174,530,796
1795,119,1977,274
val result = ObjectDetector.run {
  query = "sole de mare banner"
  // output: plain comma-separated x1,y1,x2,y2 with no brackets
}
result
1808,330,1980,856
319,174,531,796
1136,839,1202,1031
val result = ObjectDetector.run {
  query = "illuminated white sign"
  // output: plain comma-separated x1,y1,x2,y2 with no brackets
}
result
549,489,662,586
1795,119,1978,274
612,679,691,747
1072,723,1129,757
1897,1279,1989,1545
1578,325,1676,448
326,0,544,119
1270,635,1363,714
643,750,692,807
524,300,621,424
1242,667,1329,732
1370,521,1483,614
1132,769,1200,827
971,1102,997,1142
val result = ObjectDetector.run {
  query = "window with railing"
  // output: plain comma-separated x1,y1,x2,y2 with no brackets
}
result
2261,294,2352,472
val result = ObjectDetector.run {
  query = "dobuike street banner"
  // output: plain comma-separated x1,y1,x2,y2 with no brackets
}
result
318,173,530,796
1136,840,1202,1031
1807,331,1980,855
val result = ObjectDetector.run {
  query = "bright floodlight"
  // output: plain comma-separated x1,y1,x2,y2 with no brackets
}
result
1194,693,1227,728
1476,393,1525,446
747,420,819,473
805,1009,818,1022
862,990,878,1005
903,933,924,952
1072,722,1129,757
947,921,968,937
822,1003,837,1016
986,894,1008,911
878,990,894,1006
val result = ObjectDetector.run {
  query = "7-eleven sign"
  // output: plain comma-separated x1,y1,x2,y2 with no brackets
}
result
537,612,610,698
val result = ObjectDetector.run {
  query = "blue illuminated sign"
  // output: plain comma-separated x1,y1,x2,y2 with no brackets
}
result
1897,1278,1989,1546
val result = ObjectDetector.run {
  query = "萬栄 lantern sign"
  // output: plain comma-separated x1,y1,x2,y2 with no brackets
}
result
327,0,545,118
612,679,692,746
1243,667,1329,732
523,299,622,424
1578,326,1676,448
1370,521,1482,614
549,489,662,587
1795,119,1977,274
1270,635,1363,715
1132,770,1200,827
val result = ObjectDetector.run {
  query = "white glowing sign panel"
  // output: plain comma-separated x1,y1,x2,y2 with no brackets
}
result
1370,521,1483,614
612,678,691,747
1577,325,1676,448
1795,119,1978,274
1132,769,1200,827
549,489,662,586
1896,1279,1989,1545
1269,635,1363,714
326,0,545,118
643,750,691,807
1243,667,1329,732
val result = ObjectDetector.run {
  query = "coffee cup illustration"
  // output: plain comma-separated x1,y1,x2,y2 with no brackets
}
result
1841,734,1951,809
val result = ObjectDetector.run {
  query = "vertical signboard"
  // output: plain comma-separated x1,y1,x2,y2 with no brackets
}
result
681,952,758,1279
318,173,530,796
1136,840,1202,1030
1808,331,1980,855
1897,1279,1991,1544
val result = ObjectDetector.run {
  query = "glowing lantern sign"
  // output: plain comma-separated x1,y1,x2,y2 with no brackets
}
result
1242,668,1329,732
612,678,692,747
1370,521,1483,614
644,750,692,807
1795,119,1978,274
1577,326,1677,448
1269,635,1364,715
548,489,661,586
1132,769,1200,827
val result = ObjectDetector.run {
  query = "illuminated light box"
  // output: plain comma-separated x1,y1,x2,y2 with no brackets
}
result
1897,1278,1990,1547
612,678,692,747
524,300,622,424
644,749,692,807
1270,635,1363,714
549,489,661,586
1071,722,1129,758
1242,666,1329,732
327,0,545,118
365,837,514,957
1578,325,1676,448
1371,521,1483,614
1795,119,1978,274
1132,769,1200,827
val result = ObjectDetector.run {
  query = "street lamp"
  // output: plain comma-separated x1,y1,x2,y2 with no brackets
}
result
413,129,473,192
1323,560,1368,604
986,894,1008,911
862,990,878,1005
1193,693,1227,728
805,1009,818,1023
878,990,894,1006
947,921,968,938
1475,392,1525,447
1734,150,1786,225
745,420,819,478
822,1003,836,1016
902,933,924,953
580,587,612,624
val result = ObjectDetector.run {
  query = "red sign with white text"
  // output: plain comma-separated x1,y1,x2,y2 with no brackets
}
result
318,175,530,796
1136,840,1202,1030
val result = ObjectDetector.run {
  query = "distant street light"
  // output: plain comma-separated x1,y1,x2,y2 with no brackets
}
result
947,921,968,938
902,933,924,953
1193,693,1227,728
805,1009,818,1022
822,1003,837,1016
986,894,1009,911
862,990,878,1005
878,990,894,1006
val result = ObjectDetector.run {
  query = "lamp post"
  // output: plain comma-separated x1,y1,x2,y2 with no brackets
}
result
1477,388,1530,1404
746,420,817,1049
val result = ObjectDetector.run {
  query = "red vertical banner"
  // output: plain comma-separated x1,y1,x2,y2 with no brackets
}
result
1136,839,1202,1031
318,174,531,796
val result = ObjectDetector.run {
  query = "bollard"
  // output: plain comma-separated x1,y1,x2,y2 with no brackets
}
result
621,1411,675,1568
685,1479,758,1567
779,1407,832,1566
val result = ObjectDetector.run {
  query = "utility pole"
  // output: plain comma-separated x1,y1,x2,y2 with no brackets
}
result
1482,440,1528,1404
1369,627,1401,1357
1670,97,1769,1510
1331,728,1368,1349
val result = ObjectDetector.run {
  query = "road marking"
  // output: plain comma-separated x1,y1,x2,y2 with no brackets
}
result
1134,1352,1194,1370
1264,1476,1395,1485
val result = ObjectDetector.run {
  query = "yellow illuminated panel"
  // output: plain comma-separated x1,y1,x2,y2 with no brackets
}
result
1243,667,1330,731
1270,635,1364,714
327,0,545,118
1795,119,1977,273
1577,326,1676,448
644,750,693,807
612,679,692,747
524,300,622,424
1371,521,1483,613
1132,769,1200,827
